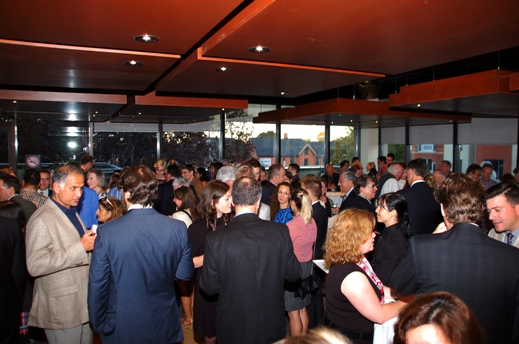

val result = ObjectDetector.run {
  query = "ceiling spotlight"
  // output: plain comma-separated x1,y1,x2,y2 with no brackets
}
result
280,91,287,96
417,104,421,107
12,100,17,104
124,60,142,66
376,120,378,123
138,112,142,115
134,34,159,43
95,111,98,114
249,45,270,53
216,67,231,72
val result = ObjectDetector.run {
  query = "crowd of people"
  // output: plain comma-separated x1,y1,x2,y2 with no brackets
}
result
1,152,519,344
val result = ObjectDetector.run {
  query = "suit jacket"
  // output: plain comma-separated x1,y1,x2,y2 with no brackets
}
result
261,181,276,205
338,189,355,213
88,208,194,344
10,194,37,222
389,223,519,344
199,213,300,344
488,228,519,248
26,199,90,329
312,202,329,260
155,179,176,215
343,193,375,215
370,223,407,284
0,217,26,340
397,181,443,236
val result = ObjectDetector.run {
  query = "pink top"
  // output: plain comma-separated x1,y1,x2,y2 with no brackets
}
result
286,214,317,262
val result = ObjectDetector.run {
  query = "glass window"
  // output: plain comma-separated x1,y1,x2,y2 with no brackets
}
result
281,124,325,177
330,126,355,166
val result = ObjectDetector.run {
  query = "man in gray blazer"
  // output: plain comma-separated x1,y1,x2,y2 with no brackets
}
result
486,183,519,248
26,164,96,344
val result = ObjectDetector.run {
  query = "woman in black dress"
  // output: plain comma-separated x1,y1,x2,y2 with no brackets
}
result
323,208,405,344
188,180,232,344
372,192,412,284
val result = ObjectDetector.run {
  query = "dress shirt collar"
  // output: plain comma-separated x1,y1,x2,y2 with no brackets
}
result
127,204,153,210
410,180,425,187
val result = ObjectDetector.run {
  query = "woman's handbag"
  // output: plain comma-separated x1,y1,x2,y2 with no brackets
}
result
294,274,320,299
294,240,320,299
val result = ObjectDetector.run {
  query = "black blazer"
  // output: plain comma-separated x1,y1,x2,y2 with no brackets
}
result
312,202,329,260
397,181,442,236
389,223,519,344
370,223,407,284
155,180,176,216
338,189,356,213
261,181,276,205
200,213,300,344
0,217,27,341
343,193,375,215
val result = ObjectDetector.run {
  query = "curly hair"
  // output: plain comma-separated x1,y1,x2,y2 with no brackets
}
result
393,291,484,344
323,208,375,268
434,173,485,224
197,180,231,230
270,182,293,220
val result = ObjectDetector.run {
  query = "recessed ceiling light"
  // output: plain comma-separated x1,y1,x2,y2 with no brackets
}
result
138,112,142,115
93,114,96,118
95,111,98,114
417,104,421,107
249,45,270,53
221,108,225,111
280,91,287,96
135,34,159,43
350,120,353,123
124,60,142,66
216,67,231,72
13,100,17,103
376,120,378,123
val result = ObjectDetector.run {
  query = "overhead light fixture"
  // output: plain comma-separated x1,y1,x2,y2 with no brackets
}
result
134,34,159,43
376,120,379,123
12,100,17,104
249,45,270,53
138,112,142,115
124,60,142,66
93,114,96,118
216,67,231,72
417,104,421,107
280,91,287,96
95,111,98,114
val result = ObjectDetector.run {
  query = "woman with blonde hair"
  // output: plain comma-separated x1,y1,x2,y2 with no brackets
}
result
323,208,405,344
285,189,317,336
154,159,167,184
87,169,107,198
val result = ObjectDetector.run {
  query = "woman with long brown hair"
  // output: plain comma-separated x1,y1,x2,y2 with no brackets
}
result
188,180,232,344
270,181,294,224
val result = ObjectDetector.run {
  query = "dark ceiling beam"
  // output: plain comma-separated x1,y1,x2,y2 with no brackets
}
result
253,98,470,125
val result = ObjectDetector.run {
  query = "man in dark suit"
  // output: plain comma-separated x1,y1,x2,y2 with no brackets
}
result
0,173,37,221
397,159,443,235
200,177,300,344
338,171,357,213
261,163,285,205
38,169,53,198
389,173,519,344
0,217,26,344
155,164,180,215
301,176,328,328
88,165,194,344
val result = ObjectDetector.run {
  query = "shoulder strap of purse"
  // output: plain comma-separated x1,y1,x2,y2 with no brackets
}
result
181,210,192,221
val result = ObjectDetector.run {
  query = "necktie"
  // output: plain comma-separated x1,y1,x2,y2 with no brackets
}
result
506,232,514,245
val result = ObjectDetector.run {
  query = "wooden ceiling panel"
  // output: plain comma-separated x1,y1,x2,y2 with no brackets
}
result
390,70,519,115
0,0,244,54
0,43,178,92
203,0,519,74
